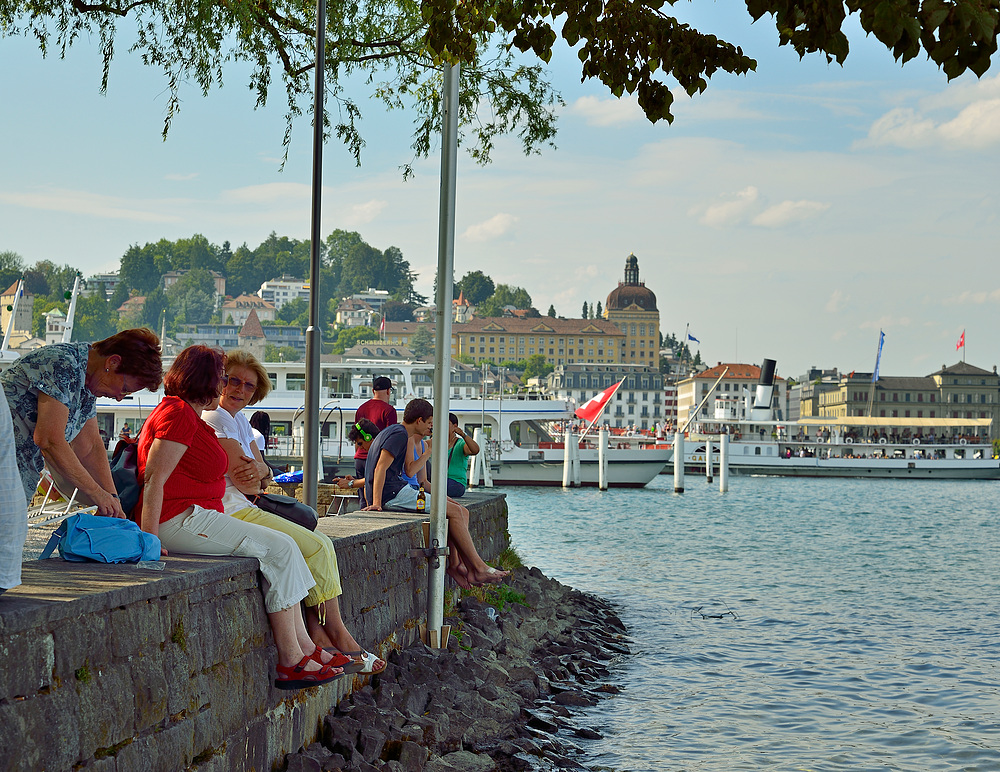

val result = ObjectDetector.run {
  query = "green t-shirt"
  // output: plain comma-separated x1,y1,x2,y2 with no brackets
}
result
447,437,469,483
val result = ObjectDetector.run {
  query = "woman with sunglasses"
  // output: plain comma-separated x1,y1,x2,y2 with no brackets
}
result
202,350,386,675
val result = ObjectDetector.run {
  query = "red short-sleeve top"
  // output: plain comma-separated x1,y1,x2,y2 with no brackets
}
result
137,396,228,523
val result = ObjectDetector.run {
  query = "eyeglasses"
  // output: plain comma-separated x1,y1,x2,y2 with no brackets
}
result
354,422,373,442
221,374,257,394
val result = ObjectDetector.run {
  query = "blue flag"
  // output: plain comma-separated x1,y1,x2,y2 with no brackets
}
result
872,331,885,383
688,333,700,344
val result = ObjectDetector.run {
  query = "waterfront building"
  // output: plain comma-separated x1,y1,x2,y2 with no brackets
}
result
676,362,788,426
789,366,842,420
547,363,663,430
258,276,309,311
174,321,306,356
453,317,623,366
221,294,276,325
603,253,660,366
817,361,1000,438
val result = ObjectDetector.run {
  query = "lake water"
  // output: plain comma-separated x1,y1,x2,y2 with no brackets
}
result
504,475,1000,771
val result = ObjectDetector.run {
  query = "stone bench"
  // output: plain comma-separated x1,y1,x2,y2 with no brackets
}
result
0,491,508,772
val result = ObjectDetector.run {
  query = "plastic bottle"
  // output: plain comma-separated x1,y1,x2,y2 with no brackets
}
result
416,486,426,512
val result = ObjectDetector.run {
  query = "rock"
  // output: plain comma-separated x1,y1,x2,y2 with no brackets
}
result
285,755,323,772
425,750,496,772
574,728,602,740
553,691,598,708
358,727,387,764
522,711,559,734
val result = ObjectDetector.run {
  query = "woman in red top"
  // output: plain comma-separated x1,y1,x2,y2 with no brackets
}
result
136,345,342,690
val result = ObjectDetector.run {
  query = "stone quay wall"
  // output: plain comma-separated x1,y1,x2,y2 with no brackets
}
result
0,492,508,772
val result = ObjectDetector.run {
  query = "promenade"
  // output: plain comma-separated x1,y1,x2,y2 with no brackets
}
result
0,492,509,771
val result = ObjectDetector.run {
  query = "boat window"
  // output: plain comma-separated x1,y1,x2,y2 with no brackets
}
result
754,447,761,455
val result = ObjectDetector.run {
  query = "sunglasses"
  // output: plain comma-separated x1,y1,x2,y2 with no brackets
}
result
221,374,257,393
354,422,373,442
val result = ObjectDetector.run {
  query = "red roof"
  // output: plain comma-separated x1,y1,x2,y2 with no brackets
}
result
695,363,784,381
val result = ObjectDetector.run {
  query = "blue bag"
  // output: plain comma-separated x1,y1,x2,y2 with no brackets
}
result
39,512,161,564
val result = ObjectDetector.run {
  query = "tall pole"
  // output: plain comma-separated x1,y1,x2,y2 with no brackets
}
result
303,0,326,509
427,62,461,646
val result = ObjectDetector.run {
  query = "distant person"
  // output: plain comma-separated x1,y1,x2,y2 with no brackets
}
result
363,398,508,588
249,410,270,453
119,423,132,441
353,376,398,504
446,414,479,497
335,419,379,495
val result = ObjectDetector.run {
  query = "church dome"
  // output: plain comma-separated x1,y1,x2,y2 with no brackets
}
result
606,253,657,311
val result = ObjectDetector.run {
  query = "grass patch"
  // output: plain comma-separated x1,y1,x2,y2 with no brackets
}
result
74,665,91,683
464,582,528,613
171,617,187,653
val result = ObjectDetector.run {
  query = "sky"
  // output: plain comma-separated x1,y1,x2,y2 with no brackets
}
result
1,2,999,380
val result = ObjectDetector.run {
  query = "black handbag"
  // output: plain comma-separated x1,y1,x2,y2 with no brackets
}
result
250,493,318,531
110,440,141,517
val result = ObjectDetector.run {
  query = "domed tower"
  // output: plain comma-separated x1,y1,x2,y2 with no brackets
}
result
604,253,659,364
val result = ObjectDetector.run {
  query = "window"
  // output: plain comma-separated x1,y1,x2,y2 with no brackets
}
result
639,324,645,335
630,324,636,335
489,336,495,343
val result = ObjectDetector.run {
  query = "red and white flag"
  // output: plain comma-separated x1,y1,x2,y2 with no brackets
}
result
956,330,965,351
574,378,626,423
379,316,386,336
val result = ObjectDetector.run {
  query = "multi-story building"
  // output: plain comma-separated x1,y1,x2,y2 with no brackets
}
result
676,362,787,426
817,361,1000,437
335,298,376,328
258,276,309,311
350,289,391,312
789,366,842,420
453,317,624,366
604,253,660,366
43,308,67,345
220,294,276,325
174,321,306,355
547,363,664,430
84,272,122,299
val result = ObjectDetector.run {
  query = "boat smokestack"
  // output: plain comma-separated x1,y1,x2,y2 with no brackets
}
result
749,359,776,421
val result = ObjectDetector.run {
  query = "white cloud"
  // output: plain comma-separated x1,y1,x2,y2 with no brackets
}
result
462,213,518,242
342,199,387,227
0,188,181,223
164,172,198,181
223,183,312,204
860,74,1000,150
567,95,644,127
752,200,830,227
944,288,1000,305
697,186,759,227
826,289,848,314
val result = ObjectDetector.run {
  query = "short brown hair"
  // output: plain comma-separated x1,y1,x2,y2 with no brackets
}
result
402,398,433,424
224,349,272,405
92,328,163,392
164,345,225,405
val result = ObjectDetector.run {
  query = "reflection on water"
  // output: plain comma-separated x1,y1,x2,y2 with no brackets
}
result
505,476,1000,771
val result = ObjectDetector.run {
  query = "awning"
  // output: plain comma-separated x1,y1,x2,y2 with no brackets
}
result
796,416,993,428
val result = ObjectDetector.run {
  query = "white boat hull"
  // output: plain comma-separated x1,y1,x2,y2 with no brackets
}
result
490,447,670,487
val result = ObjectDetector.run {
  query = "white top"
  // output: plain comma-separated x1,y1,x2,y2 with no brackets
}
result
251,427,266,452
201,407,258,515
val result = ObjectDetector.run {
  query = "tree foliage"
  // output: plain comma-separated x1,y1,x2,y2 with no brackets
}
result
331,325,381,354
455,270,495,305
411,324,434,356
477,284,533,316
326,230,424,304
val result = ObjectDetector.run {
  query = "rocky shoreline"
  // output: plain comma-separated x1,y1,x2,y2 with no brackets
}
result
283,566,631,772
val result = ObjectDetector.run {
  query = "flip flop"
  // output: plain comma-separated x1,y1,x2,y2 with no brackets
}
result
275,656,343,690
341,649,387,675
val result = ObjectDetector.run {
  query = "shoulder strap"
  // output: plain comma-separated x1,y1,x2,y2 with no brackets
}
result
39,521,67,561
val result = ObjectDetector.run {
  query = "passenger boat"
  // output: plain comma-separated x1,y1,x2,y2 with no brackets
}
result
667,359,1000,480
94,359,670,488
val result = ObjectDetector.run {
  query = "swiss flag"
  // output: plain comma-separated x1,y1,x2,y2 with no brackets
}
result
574,378,626,423
956,330,965,351
380,316,386,335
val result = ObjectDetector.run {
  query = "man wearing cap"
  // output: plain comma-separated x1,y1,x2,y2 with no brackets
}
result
353,377,398,503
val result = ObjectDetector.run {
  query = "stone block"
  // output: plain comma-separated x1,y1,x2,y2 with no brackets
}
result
0,629,52,700
0,688,80,772
110,600,168,659
77,664,137,758
130,649,170,730
53,612,111,683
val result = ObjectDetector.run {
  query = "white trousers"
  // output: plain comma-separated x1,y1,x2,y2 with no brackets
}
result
0,394,27,591
159,505,315,613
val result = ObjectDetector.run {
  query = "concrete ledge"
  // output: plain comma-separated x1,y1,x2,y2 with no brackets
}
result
0,491,508,772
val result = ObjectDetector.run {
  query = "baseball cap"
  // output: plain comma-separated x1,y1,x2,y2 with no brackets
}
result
373,376,392,391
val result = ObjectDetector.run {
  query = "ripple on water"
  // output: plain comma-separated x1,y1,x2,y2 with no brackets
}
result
505,476,1000,772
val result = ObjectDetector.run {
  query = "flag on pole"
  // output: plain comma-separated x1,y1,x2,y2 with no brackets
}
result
956,330,965,351
872,330,885,383
575,378,626,423
687,333,700,344
379,316,385,336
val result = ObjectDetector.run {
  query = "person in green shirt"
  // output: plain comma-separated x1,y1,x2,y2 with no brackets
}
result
446,413,480,498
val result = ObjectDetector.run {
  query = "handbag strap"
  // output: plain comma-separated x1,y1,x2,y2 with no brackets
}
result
39,521,67,561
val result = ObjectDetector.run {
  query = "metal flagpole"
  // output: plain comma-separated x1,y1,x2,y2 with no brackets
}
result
303,0,326,509
426,62,461,647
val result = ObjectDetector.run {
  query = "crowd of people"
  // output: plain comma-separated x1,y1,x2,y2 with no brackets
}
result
0,332,505,691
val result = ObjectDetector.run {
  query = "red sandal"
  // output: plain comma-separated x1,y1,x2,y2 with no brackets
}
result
275,655,344,690
308,644,354,670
